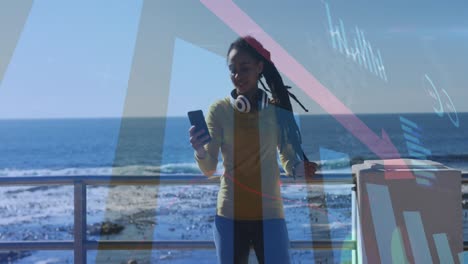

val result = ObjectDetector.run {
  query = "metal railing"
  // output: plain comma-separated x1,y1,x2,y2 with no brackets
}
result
0,173,466,263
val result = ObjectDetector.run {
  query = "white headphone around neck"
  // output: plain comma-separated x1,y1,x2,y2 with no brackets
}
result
229,89,269,113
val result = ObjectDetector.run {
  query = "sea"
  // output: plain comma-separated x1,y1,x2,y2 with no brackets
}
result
1,113,467,176
0,113,467,263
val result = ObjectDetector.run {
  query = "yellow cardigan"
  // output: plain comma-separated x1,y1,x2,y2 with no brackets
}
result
195,97,299,220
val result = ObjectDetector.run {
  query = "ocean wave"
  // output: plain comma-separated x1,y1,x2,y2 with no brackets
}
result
324,154,468,171
0,167,113,177
0,163,220,177
112,163,209,175
0,155,466,178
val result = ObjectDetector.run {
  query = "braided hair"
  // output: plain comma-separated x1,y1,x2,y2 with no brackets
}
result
227,36,309,162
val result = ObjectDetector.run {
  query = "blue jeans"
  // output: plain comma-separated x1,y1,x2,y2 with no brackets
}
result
213,215,291,264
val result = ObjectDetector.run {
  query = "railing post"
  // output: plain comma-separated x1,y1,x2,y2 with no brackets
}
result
74,180,87,264
351,186,358,264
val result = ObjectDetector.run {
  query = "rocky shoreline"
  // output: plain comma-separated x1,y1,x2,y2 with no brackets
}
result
8,182,460,263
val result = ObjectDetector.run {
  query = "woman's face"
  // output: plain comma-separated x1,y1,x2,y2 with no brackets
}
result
227,48,263,95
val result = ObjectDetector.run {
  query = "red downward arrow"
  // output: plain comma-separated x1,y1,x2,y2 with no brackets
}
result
200,0,414,180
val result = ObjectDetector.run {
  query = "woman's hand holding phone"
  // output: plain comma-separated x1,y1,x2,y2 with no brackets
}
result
189,125,209,158
188,110,211,159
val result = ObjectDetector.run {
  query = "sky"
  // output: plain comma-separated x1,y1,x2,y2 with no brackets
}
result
0,0,467,118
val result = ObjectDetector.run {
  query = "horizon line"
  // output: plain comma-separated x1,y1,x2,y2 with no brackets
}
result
0,111,466,120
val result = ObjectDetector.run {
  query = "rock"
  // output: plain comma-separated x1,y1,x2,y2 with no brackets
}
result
127,259,138,264
160,251,172,260
87,221,124,235
305,195,325,204
6,185,62,194
0,251,31,263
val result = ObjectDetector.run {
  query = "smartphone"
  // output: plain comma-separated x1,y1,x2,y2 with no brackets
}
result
188,110,211,144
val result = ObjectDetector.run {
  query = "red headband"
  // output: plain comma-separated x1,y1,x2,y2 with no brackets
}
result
244,36,271,62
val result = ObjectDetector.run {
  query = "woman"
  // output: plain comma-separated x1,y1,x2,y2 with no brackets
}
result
189,36,316,264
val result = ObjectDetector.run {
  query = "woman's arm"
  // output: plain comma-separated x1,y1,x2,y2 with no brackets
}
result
190,103,222,176
278,143,299,177
279,144,317,179
277,121,317,179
